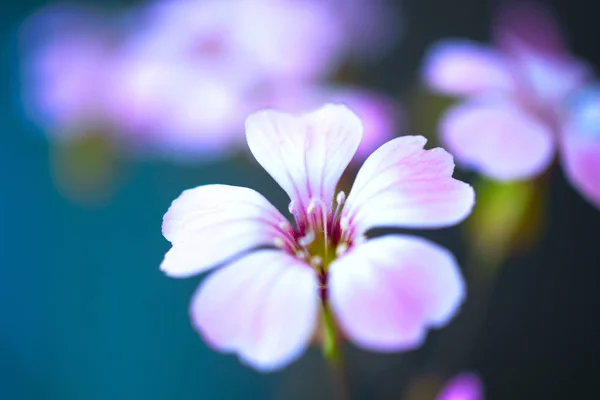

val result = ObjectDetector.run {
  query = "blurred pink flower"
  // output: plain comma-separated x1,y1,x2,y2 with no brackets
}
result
20,5,115,138
436,373,484,400
160,104,474,371
233,0,345,81
103,0,258,157
423,1,600,208
21,0,403,162
560,85,600,208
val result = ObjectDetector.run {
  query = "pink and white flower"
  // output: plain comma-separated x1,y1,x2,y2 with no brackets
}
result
422,2,600,208
160,104,475,371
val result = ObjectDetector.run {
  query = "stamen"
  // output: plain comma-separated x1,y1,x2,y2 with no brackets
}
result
339,216,351,244
298,230,315,247
273,237,286,249
336,191,346,206
278,221,291,231
332,191,346,229
295,250,308,260
308,198,330,258
288,200,296,215
306,201,316,215
336,243,348,257
310,256,323,268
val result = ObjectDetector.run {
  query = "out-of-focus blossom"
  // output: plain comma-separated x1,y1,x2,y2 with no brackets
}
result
561,85,600,208
436,373,484,400
21,0,404,162
233,0,345,81
160,104,474,371
106,0,346,159
20,5,115,138
422,2,600,208
107,8,251,158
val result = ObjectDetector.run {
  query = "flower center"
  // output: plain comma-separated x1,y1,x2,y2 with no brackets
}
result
274,191,355,284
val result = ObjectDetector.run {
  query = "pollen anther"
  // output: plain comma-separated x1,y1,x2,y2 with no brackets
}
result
273,237,286,248
278,221,291,231
336,243,348,256
310,256,322,268
298,230,315,247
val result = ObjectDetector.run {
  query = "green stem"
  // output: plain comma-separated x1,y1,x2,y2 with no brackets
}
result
321,304,349,400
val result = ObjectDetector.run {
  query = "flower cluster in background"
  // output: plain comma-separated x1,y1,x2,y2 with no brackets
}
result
423,1,600,209
19,0,402,162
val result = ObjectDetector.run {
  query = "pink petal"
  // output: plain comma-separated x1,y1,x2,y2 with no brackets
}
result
20,5,112,132
328,235,465,352
560,86,600,209
440,100,555,181
343,136,474,233
161,185,290,278
491,1,591,104
436,372,484,400
514,50,591,106
190,250,318,372
422,40,516,96
245,104,363,211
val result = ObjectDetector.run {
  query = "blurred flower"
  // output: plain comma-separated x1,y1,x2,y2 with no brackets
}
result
233,0,345,81
160,104,474,371
560,84,600,208
19,5,116,139
20,0,404,163
422,2,599,208
107,0,252,159
436,373,484,400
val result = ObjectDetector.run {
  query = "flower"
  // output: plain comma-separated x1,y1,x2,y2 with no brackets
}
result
21,0,405,164
160,104,475,371
560,84,600,208
436,373,484,400
422,2,600,208
19,4,115,138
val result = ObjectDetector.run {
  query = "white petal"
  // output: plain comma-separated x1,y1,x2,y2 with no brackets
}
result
344,136,475,234
161,185,289,277
328,235,465,352
245,104,363,211
190,250,319,372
